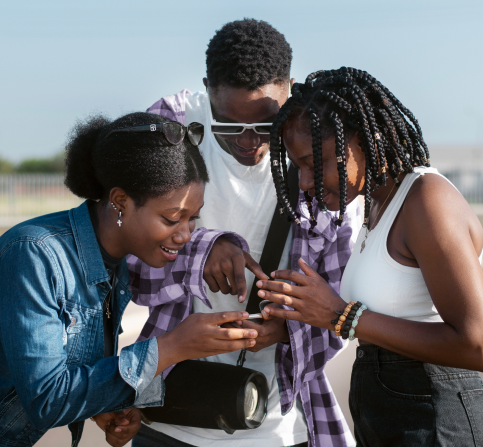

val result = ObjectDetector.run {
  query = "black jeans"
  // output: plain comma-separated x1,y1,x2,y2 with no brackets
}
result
132,424,309,447
350,344,483,446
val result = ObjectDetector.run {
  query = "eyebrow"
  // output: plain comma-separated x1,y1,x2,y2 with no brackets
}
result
164,204,205,213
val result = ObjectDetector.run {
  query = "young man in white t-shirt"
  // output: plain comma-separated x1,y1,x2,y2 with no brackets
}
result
131,19,357,447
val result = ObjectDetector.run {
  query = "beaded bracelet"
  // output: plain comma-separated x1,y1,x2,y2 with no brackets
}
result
334,301,356,337
348,304,367,341
341,301,362,340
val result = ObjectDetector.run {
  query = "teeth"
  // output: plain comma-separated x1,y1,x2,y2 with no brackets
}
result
161,246,178,254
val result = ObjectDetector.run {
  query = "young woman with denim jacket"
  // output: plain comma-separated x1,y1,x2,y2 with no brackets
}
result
0,112,259,447
258,68,483,446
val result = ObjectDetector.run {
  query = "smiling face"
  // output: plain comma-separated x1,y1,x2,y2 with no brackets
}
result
103,182,205,268
283,116,366,211
209,82,291,166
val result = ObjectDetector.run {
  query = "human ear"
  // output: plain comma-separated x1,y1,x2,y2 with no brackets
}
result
202,78,208,89
109,187,130,212
290,78,295,89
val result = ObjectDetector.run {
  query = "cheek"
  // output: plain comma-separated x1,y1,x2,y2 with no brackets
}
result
189,220,196,233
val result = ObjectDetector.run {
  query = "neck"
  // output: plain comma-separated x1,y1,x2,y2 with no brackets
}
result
366,173,406,228
96,201,128,259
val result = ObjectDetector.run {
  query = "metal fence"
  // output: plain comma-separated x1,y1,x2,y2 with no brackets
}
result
0,170,482,228
440,169,483,204
0,174,82,228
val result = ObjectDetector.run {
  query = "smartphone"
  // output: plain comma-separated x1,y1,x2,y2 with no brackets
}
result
247,313,264,323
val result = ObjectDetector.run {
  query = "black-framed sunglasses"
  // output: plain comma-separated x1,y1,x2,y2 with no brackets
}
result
104,122,204,146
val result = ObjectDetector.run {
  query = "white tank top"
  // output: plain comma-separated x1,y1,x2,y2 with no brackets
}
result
340,166,482,322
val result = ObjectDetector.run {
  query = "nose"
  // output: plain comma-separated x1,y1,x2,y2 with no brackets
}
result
298,168,315,195
236,129,260,149
173,222,192,245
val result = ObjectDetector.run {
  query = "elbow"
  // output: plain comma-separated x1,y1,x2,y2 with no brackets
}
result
461,334,483,372
20,392,67,431
24,405,59,432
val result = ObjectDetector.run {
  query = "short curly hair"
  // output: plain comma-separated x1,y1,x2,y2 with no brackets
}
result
206,18,292,91
64,112,209,206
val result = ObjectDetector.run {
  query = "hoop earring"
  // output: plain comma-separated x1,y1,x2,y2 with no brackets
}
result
117,211,122,227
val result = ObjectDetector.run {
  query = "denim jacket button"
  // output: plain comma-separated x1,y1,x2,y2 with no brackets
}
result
120,290,125,295
357,350,364,358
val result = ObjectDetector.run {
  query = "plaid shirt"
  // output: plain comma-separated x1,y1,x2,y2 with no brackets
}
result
279,195,361,447
127,229,248,378
134,91,361,447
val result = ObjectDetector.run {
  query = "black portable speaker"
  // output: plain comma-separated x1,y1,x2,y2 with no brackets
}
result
141,360,268,434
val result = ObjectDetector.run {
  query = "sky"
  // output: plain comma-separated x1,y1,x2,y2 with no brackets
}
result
1,0,482,162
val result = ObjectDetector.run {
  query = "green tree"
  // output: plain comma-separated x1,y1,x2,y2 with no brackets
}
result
0,157,14,173
15,152,65,173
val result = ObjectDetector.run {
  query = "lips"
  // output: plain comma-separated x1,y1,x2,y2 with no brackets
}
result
160,245,180,262
230,143,263,159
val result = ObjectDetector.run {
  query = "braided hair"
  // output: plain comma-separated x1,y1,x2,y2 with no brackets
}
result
269,67,430,226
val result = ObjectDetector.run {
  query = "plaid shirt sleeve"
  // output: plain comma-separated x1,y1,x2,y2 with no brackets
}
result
127,228,248,378
277,196,361,447
146,89,191,124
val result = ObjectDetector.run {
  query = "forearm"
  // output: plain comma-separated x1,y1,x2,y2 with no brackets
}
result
355,311,483,370
24,357,134,430
155,331,183,376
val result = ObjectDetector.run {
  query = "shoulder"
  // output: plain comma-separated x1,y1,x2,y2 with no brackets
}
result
0,212,73,259
147,90,208,125
403,171,483,252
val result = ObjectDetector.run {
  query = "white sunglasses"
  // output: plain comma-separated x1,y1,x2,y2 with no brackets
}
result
210,122,273,135
208,91,273,136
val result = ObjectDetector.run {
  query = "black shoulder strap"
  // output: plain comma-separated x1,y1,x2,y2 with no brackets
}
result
245,164,299,314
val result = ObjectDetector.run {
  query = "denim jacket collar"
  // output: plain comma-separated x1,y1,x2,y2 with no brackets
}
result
69,201,111,286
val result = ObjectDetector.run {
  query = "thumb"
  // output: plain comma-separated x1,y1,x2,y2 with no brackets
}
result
298,258,324,281
112,409,130,425
211,311,250,326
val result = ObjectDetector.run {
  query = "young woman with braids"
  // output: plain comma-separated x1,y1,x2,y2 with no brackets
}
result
0,112,259,447
257,67,483,446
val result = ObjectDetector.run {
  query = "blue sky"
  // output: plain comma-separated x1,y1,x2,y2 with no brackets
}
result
1,0,482,161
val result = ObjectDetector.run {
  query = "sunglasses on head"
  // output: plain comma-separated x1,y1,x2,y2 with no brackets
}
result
210,122,273,136
104,121,204,146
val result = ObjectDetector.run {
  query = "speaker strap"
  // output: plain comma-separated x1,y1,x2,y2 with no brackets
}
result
245,164,299,314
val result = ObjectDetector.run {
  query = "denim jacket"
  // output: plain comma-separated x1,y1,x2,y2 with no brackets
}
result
0,202,163,447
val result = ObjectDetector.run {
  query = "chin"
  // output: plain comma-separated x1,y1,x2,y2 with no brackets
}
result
227,145,269,167
140,256,169,269
321,194,340,212
232,155,262,167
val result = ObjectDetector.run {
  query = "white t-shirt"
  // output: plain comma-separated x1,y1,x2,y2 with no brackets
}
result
148,91,308,446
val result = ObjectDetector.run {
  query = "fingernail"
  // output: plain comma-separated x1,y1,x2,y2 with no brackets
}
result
250,340,256,346
265,307,271,314
258,290,265,298
270,272,276,277
250,331,257,337
238,295,244,303
256,280,262,287
121,418,129,424
115,427,122,432
300,258,307,264
242,312,249,318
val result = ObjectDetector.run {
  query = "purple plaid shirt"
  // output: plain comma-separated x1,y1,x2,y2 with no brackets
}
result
279,195,361,447
133,91,361,447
